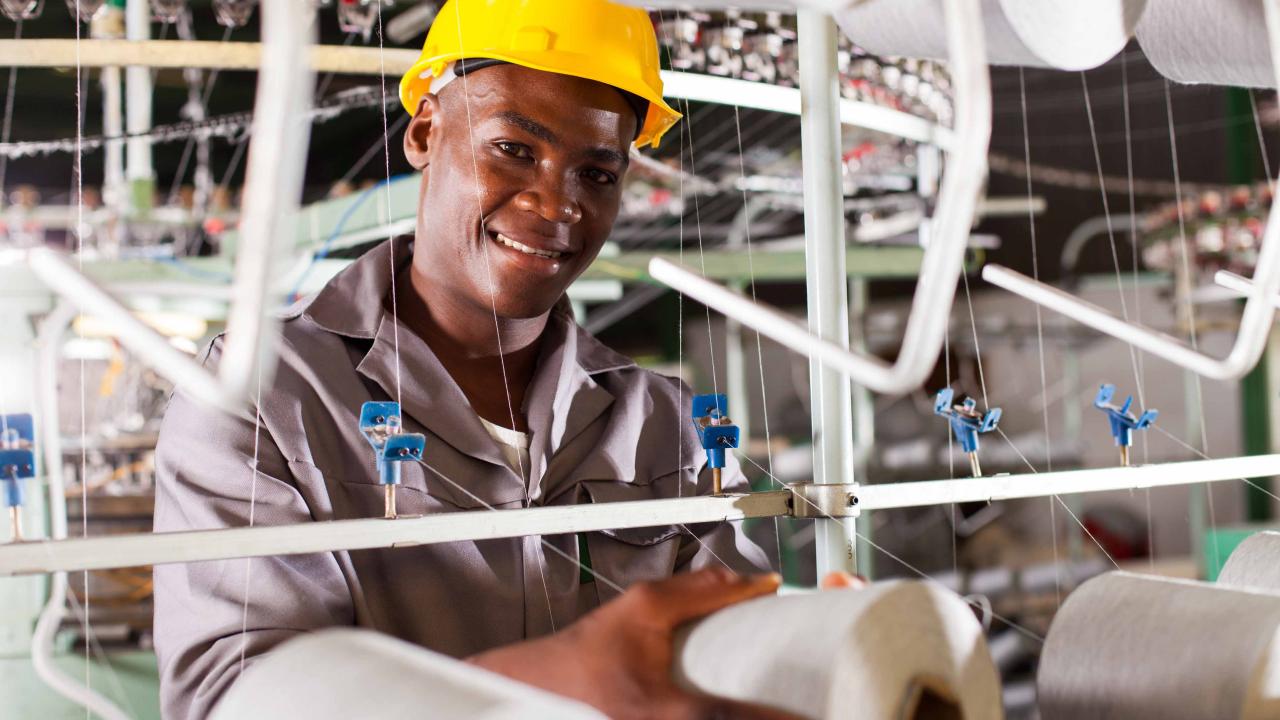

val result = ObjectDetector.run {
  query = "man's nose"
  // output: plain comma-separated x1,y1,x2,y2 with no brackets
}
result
513,184,583,225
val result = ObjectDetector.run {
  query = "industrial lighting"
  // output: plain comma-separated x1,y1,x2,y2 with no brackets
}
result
73,311,208,342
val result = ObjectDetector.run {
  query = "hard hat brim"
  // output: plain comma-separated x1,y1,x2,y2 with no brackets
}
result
399,51,682,149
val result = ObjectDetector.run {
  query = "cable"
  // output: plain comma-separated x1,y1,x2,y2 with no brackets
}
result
0,85,399,159
1019,66,1062,608
287,176,393,302
0,19,22,205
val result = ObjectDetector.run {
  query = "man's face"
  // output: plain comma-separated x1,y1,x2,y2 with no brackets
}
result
404,64,635,319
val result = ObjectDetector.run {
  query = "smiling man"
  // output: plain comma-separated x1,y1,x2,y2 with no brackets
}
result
152,1,782,719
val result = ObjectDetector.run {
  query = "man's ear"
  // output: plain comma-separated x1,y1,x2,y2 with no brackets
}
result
403,94,441,170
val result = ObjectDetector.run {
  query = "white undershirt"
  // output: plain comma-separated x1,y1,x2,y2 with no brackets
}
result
478,416,531,481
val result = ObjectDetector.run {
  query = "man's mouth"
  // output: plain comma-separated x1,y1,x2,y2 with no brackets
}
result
492,231,564,260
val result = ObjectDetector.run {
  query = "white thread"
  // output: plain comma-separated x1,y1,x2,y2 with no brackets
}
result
238,360,264,676
0,19,22,201
447,6,557,632
74,3,91,707
1163,80,1219,567
1081,72,1145,398
732,101,783,575
1018,67,1062,607
735,451,1045,644
376,3,403,409
1119,55,1155,568
417,459,625,594
945,326,959,578
1150,424,1280,505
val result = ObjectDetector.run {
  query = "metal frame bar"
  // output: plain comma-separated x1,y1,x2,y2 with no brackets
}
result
0,493,792,576
0,38,420,75
661,71,953,148
0,40,948,149
1215,270,1280,309
3,455,1277,577
981,0,1280,382
649,0,991,395
797,9,858,576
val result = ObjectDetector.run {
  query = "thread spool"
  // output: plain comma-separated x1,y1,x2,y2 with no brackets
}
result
1219,531,1280,590
836,0,1146,71
1137,0,1276,89
1038,571,1280,719
210,629,605,720
673,581,1003,719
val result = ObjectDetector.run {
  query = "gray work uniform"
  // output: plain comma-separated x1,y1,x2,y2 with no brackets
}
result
152,239,770,719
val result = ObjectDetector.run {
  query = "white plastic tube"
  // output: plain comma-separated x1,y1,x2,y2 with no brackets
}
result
217,0,315,399
2,454,1276,577
1214,269,1280,309
650,0,991,395
31,302,130,720
981,0,1280,382
25,248,237,413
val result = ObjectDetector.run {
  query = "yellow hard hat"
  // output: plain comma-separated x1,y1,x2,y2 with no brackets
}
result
399,0,682,149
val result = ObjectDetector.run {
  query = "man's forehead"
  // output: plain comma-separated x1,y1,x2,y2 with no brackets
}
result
439,65,637,146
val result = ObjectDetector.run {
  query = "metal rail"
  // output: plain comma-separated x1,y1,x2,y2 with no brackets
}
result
0,39,949,148
3,455,1278,577
0,492,792,576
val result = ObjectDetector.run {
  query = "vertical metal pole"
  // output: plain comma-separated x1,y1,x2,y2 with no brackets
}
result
95,4,126,236
125,0,155,216
798,10,857,578
850,277,875,578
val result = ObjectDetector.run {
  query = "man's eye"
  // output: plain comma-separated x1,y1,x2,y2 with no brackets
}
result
584,169,617,186
496,142,531,159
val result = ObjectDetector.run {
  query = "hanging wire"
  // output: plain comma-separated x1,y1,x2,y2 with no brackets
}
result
1018,67,1062,608
736,450,1047,644
1081,71,1145,399
1163,80,1219,567
0,86,399,159
74,1,90,704
446,4,559,632
0,19,22,206
1120,54,1156,568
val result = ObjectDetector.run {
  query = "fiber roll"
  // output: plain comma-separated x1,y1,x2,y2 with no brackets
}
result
1219,531,1280,590
673,580,1003,720
1038,572,1280,720
836,0,1146,71
210,628,605,720
1137,0,1276,89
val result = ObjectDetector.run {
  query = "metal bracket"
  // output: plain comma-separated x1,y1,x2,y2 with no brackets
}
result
788,483,861,519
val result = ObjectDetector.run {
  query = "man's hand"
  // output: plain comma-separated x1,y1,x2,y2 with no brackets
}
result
468,567,800,720
820,571,867,590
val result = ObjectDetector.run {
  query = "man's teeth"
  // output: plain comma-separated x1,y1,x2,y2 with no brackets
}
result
495,233,562,259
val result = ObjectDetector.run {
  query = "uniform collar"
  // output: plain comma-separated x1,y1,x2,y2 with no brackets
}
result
302,238,637,375
305,239,637,494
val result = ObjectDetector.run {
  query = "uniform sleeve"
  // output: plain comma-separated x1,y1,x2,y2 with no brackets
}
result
152,338,354,720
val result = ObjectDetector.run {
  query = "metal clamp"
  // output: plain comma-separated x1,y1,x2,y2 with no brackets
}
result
1093,383,1157,467
359,402,426,519
692,393,740,496
1,413,35,543
788,483,861,519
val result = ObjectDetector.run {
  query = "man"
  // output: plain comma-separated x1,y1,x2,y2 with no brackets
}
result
153,1,789,718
